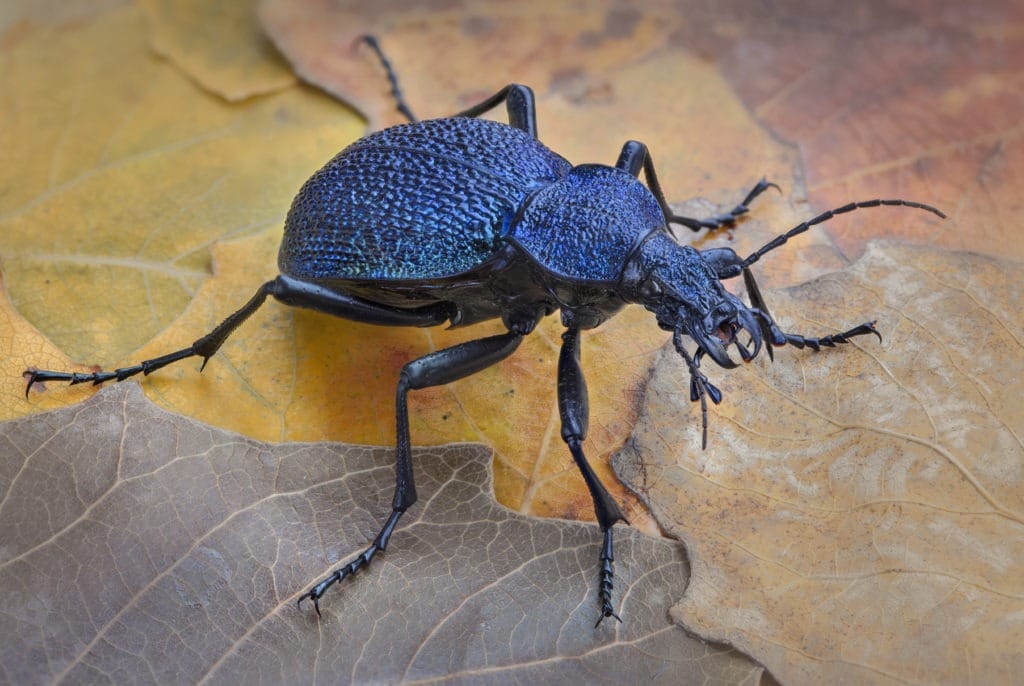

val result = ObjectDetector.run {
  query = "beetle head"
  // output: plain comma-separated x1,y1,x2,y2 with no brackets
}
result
624,231,763,369
622,229,771,448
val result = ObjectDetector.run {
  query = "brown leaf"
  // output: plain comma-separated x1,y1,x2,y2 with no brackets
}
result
613,242,1024,685
0,383,763,684
671,0,1024,262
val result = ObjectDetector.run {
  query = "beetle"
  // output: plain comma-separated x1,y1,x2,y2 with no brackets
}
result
24,50,944,626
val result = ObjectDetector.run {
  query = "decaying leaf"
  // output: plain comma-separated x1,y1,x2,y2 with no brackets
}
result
0,383,763,685
614,242,1024,685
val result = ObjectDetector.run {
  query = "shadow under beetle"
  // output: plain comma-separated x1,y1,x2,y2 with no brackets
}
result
24,42,945,626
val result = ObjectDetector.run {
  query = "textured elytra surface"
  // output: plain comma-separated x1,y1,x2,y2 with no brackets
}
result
614,243,1024,685
279,117,571,281
0,384,763,685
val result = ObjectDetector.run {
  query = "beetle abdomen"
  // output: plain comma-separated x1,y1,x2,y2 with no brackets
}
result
279,118,571,282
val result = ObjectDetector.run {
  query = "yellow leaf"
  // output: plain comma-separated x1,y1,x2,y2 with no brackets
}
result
140,0,296,100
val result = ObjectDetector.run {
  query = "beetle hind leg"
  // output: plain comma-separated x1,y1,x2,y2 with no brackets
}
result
452,84,538,138
23,280,281,397
360,35,417,123
299,329,526,615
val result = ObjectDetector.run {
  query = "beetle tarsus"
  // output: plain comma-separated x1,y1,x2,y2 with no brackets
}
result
680,177,782,231
301,508,404,617
594,529,622,628
780,321,881,351
359,35,417,123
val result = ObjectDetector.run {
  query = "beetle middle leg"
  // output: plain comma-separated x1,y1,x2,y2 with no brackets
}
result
558,326,628,626
298,329,526,615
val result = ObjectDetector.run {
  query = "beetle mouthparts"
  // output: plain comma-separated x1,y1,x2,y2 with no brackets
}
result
695,307,763,368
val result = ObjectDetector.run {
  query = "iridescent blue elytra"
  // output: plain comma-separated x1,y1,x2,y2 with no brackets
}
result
280,117,574,282
277,116,692,331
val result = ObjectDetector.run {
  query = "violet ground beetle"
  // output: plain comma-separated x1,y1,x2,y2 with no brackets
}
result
24,37,944,626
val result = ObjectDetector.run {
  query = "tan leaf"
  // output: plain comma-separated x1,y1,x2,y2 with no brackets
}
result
139,0,296,100
0,383,763,684
614,242,1024,685
0,4,362,366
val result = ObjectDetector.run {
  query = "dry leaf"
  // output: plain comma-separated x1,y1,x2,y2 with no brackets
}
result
0,383,763,685
662,0,1024,261
613,242,1024,685
0,4,362,366
139,0,296,100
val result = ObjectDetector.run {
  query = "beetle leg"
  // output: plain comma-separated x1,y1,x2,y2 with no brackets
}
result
741,265,880,357
614,141,779,233
360,35,417,122
298,330,525,616
23,276,456,397
452,84,538,138
24,280,280,395
771,321,882,351
665,176,781,232
558,327,628,627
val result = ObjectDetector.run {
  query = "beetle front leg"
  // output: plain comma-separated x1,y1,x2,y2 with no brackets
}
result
614,140,779,233
299,329,525,616
735,266,882,360
558,327,628,626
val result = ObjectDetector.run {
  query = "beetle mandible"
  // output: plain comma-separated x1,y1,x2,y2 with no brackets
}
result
24,42,945,626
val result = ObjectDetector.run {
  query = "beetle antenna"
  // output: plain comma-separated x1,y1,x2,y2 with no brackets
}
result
359,35,417,123
739,199,945,272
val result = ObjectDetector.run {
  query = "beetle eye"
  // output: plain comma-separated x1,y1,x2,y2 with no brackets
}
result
640,278,662,299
